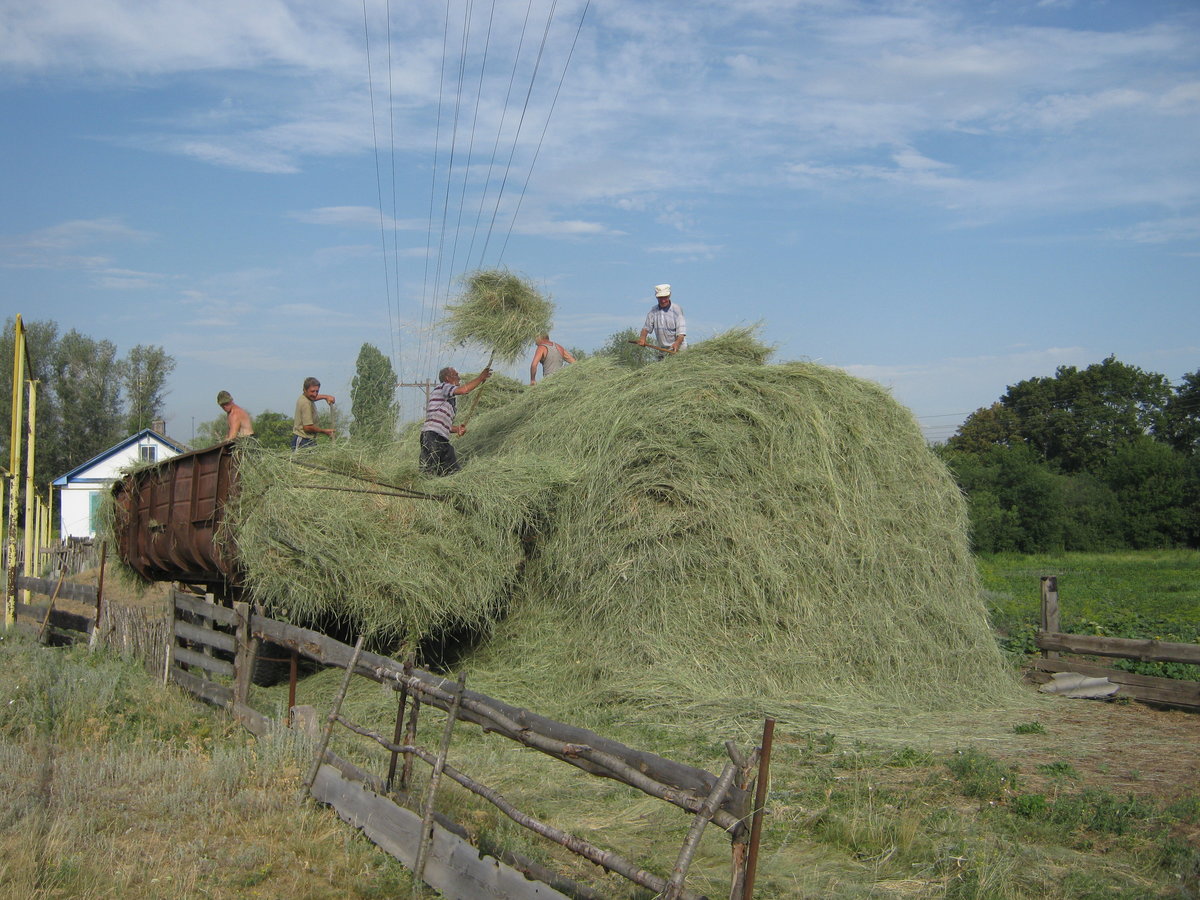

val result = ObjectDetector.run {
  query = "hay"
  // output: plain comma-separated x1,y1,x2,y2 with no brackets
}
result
442,269,554,363
216,327,1021,728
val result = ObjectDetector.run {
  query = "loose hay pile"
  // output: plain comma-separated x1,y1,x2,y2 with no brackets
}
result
443,269,554,362
224,329,1019,725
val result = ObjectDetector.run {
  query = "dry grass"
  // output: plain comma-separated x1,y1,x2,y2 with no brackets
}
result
188,328,1027,734
442,268,554,363
0,634,412,899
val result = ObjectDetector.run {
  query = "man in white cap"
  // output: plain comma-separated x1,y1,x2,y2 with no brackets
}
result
637,283,687,355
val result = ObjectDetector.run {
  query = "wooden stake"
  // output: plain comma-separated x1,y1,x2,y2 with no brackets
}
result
742,717,775,899
36,571,66,644
664,761,739,899
303,633,366,794
1040,576,1059,659
414,672,465,888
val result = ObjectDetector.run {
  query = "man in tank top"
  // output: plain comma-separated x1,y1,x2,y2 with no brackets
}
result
529,333,576,385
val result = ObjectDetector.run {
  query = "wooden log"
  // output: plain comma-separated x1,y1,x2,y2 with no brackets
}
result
665,762,738,900
231,700,270,737
251,616,747,818
1035,632,1200,666
173,645,235,678
171,665,233,707
16,574,99,605
15,602,94,637
94,601,170,675
1026,658,1200,709
173,619,237,654
415,673,465,885
311,761,572,900
332,718,697,900
1040,576,1059,659
304,634,365,794
233,601,252,705
742,717,776,900
172,589,238,627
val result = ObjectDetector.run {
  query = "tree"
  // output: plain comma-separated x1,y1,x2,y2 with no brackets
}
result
50,330,124,472
1161,370,1200,454
350,344,398,444
596,328,656,369
121,344,175,434
947,402,1021,454
1000,356,1171,473
252,411,293,451
1100,436,1193,548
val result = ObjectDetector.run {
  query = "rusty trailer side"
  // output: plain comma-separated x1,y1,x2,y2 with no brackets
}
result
112,441,243,589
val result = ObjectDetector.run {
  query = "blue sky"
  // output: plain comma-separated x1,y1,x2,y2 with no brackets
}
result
2,0,1198,446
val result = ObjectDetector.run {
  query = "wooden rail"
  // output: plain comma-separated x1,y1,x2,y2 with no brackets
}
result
1030,575,1199,711
161,589,767,899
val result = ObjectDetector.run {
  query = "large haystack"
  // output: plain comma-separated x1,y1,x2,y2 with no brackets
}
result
227,330,1018,725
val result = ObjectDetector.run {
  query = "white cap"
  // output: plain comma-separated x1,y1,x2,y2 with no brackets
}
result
654,284,671,298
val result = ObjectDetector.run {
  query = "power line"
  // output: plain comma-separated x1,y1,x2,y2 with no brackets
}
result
499,0,590,260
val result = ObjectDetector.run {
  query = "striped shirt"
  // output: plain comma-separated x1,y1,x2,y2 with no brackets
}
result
644,302,686,348
421,382,458,438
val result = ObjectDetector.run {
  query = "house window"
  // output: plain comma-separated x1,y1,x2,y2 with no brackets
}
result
140,445,157,463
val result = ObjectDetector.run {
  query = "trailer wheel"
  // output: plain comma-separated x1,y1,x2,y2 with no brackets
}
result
251,641,292,687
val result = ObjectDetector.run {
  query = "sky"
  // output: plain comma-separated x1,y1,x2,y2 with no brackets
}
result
2,0,1198,448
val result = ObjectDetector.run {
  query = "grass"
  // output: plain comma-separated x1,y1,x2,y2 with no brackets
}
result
0,632,414,899
4,606,1198,898
979,549,1200,678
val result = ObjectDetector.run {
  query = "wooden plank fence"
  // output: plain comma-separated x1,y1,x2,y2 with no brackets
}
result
1026,575,1200,710
160,588,771,899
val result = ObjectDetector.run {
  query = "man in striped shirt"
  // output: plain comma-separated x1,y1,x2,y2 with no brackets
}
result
419,365,493,476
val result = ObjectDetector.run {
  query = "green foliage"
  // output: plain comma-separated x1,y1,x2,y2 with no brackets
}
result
120,343,174,434
1000,356,1171,474
1161,369,1200,453
1101,435,1194,548
944,357,1198,552
1,318,177,490
252,410,293,451
196,413,226,446
596,327,657,368
947,747,1019,800
350,343,399,444
979,550,1200,678
1012,721,1046,734
1036,761,1080,780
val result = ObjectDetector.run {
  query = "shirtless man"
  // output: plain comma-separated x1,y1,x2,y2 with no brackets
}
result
216,390,254,441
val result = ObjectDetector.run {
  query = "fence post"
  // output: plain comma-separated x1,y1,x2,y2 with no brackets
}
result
741,717,776,900
386,653,415,793
163,589,177,684
233,601,252,705
303,633,366,794
414,672,466,887
1040,576,1059,659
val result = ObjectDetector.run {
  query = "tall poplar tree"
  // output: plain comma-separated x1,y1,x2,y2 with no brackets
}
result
121,344,175,433
350,344,398,444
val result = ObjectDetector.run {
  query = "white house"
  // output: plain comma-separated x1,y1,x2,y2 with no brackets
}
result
52,427,188,539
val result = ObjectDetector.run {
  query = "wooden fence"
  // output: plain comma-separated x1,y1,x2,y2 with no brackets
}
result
160,587,775,900
1026,575,1200,710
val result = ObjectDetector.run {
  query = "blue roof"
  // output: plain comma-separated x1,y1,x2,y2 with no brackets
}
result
52,428,188,486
